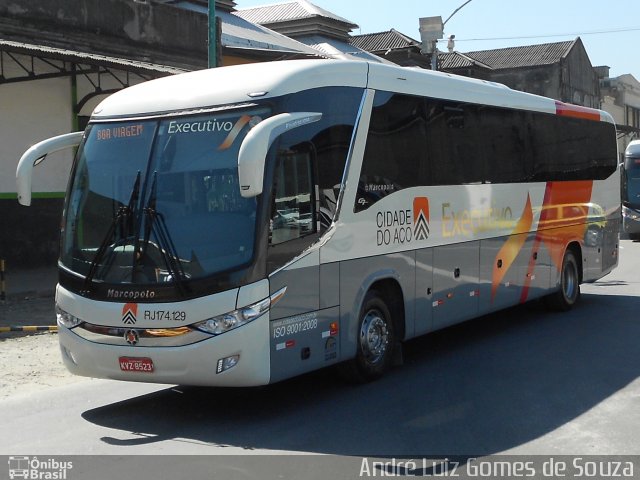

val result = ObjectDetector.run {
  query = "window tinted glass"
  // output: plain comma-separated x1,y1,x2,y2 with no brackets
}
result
276,87,363,226
61,110,262,283
356,91,617,211
357,93,428,209
624,156,640,175
266,86,363,272
623,155,640,208
531,114,616,181
270,149,315,245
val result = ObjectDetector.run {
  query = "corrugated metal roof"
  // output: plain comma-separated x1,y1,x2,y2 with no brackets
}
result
438,52,478,70
350,29,420,52
351,32,577,72
464,40,575,70
150,3,327,56
0,39,187,74
221,10,324,56
0,13,323,72
298,34,392,63
235,0,356,28
158,0,236,12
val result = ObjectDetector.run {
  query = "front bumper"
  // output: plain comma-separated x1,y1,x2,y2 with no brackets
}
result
58,312,271,387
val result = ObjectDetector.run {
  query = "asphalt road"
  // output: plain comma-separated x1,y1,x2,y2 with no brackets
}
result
1,240,639,478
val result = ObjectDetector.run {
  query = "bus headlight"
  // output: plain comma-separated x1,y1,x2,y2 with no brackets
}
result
56,305,83,329
193,297,271,335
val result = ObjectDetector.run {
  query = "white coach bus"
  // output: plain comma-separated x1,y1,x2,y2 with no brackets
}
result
17,60,619,385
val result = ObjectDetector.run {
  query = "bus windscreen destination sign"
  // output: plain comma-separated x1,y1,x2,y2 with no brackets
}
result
96,124,144,141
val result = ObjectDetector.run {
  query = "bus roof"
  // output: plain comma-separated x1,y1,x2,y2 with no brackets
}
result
91,59,613,123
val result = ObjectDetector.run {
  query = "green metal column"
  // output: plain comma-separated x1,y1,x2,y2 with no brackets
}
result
70,63,79,131
208,0,217,68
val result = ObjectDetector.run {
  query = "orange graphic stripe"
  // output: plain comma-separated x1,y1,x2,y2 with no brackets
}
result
555,101,601,121
491,194,533,301
538,181,593,272
519,183,554,303
520,180,594,303
122,302,138,316
413,197,430,223
218,115,252,151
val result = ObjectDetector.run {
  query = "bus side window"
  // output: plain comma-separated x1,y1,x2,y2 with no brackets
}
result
270,148,316,246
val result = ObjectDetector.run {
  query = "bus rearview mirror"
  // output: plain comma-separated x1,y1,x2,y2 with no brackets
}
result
16,132,84,206
238,112,322,198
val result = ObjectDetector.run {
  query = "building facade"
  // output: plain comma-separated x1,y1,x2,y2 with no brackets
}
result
0,0,322,268
235,0,385,62
0,0,631,268
353,33,601,109
600,71,640,159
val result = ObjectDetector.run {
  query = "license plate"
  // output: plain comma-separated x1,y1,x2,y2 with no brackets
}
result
119,356,154,373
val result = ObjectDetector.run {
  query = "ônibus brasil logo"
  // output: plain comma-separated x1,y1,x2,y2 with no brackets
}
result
376,197,430,246
413,197,430,241
122,303,138,325
8,456,73,480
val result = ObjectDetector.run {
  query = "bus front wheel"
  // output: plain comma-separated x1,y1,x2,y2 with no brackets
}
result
546,249,580,312
339,291,395,383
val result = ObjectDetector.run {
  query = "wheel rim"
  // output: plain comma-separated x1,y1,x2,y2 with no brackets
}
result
562,259,578,302
359,309,389,366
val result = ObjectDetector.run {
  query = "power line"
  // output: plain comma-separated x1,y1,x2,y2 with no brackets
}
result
449,26,640,42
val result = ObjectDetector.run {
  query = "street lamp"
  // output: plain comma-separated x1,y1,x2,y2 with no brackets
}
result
443,0,473,27
418,16,443,70
419,0,473,70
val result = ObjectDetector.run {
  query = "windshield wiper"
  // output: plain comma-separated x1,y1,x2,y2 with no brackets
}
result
139,172,188,296
82,172,141,294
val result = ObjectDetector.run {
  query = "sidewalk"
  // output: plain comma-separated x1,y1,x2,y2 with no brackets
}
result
4,265,57,300
0,265,57,330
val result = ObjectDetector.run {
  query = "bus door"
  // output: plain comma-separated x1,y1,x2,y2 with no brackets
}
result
266,145,340,382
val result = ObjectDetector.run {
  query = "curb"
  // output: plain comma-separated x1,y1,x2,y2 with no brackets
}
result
0,326,58,333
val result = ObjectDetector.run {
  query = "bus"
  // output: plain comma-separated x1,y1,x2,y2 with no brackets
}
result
16,60,620,386
622,140,640,240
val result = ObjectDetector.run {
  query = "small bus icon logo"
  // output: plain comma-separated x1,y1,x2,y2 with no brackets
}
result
8,456,29,479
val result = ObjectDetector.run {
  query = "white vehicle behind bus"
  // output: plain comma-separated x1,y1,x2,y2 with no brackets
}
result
16,60,620,386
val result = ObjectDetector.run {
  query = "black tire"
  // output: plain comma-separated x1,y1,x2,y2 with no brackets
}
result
545,249,580,312
338,290,395,383
629,233,640,242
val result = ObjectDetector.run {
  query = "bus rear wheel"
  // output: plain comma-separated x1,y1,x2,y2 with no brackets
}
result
339,291,395,383
546,249,580,312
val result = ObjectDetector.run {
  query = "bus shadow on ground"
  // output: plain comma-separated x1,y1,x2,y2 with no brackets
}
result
82,293,640,456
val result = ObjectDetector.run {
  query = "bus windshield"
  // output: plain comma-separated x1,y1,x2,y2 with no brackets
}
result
624,155,640,208
61,108,267,286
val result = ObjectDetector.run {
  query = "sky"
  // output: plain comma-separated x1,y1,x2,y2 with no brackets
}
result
234,0,640,78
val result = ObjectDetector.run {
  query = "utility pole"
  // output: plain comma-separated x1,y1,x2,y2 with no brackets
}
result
208,0,217,68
